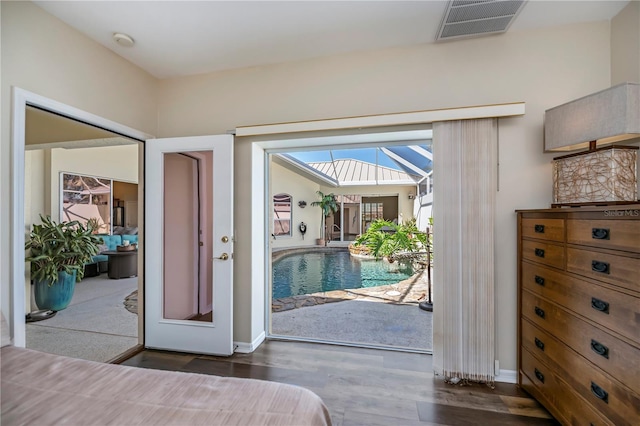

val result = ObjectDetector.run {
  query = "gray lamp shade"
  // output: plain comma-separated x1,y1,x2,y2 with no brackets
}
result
544,82,640,151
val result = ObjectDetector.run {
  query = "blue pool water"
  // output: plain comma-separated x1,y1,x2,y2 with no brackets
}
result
272,250,415,299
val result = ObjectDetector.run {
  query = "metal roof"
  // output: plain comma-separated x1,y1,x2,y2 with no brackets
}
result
308,159,419,186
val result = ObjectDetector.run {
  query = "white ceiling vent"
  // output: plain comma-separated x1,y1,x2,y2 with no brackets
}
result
436,0,527,42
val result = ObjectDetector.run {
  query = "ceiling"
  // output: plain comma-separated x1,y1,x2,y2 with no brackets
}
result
25,107,138,150
33,1,629,79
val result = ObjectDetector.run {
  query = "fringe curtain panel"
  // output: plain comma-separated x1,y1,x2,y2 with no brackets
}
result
432,118,497,383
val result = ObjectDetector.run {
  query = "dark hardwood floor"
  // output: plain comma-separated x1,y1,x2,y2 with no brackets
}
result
121,340,558,426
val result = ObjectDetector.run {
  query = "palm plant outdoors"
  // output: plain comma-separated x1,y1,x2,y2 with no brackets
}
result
310,190,339,244
25,214,101,284
353,218,428,261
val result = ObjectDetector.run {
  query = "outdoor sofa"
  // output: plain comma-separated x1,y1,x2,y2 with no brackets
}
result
85,229,139,276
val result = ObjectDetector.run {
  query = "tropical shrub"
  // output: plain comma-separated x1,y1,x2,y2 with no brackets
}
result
353,218,428,260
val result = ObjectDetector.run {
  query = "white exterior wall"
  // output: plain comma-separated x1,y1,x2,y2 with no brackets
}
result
270,162,320,248
414,195,433,232
270,161,419,249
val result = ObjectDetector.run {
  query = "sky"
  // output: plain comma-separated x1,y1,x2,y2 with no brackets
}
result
289,147,411,171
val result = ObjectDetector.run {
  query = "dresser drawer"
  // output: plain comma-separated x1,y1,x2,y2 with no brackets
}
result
521,319,640,424
520,348,613,426
567,247,640,292
522,290,640,395
522,240,565,270
521,261,640,345
567,219,640,254
522,218,565,242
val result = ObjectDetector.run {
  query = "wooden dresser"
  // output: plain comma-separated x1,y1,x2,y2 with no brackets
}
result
517,205,640,425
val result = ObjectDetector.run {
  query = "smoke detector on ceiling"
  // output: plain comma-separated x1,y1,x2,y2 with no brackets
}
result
113,33,135,47
436,0,527,42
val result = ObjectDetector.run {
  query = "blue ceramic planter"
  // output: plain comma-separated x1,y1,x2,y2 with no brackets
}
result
34,270,76,311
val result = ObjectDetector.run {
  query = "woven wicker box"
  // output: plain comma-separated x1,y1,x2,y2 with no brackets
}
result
552,146,638,205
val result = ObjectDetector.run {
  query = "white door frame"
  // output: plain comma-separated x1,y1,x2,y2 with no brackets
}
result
241,102,526,350
263,143,424,348
10,87,152,347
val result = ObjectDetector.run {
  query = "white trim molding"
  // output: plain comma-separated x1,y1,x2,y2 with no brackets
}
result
234,331,266,354
236,103,525,137
11,87,152,347
494,369,518,384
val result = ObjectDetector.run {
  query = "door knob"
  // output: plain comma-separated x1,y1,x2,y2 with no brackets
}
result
215,253,229,261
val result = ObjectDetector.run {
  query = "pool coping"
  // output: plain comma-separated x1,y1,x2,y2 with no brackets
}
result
272,245,346,262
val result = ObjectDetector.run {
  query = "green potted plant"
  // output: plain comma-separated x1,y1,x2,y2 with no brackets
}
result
25,215,101,311
310,190,339,246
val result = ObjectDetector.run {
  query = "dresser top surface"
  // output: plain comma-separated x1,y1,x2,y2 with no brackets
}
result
516,204,640,215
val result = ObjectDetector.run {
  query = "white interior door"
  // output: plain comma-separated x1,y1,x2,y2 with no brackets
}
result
145,135,234,355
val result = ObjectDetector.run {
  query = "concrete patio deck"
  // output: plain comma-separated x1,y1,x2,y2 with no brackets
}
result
271,266,434,351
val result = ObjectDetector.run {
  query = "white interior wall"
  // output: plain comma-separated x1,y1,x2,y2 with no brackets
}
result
610,1,640,187
24,150,47,312
25,150,48,226
611,0,640,85
1,1,157,337
158,21,612,369
49,145,139,222
2,0,630,371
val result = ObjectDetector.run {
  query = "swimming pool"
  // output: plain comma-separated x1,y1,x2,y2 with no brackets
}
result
272,250,415,299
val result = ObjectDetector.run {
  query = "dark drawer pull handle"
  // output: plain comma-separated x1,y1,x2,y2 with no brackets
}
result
534,337,545,351
591,260,609,274
534,368,544,383
534,248,545,258
534,224,545,233
591,382,608,403
534,275,545,286
590,339,609,359
592,228,610,240
591,297,609,314
534,307,545,319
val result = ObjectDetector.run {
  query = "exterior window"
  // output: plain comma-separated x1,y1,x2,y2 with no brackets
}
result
273,193,292,236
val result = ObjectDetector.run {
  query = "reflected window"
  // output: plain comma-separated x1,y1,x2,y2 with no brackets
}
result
274,193,292,236
61,173,111,234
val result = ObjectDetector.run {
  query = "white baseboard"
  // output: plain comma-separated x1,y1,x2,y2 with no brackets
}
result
234,331,266,354
495,369,517,384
